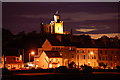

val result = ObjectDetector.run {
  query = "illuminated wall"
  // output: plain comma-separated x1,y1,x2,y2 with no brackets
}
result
34,51,49,69
34,51,63,69
42,39,52,51
54,21,63,34
76,48,99,67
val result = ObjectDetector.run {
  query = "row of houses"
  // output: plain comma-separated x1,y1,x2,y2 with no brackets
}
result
0,55,24,69
1,34,120,70
34,35,120,69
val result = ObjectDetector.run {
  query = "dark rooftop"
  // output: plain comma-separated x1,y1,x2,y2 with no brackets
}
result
46,35,63,46
44,51,62,58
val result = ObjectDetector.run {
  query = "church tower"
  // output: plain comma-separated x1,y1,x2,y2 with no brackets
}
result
41,11,64,34
50,11,64,34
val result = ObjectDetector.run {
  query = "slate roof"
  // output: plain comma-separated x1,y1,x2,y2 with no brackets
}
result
44,51,62,58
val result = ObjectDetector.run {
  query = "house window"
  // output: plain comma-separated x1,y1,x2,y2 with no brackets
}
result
83,55,85,59
111,51,113,54
88,55,90,59
36,65,38,68
77,55,79,62
99,57,101,60
36,59,39,61
99,50,102,54
49,64,52,68
53,58,56,61
105,50,108,54
77,50,80,53
102,57,105,60
81,50,85,53
60,53,62,56
94,55,96,59
88,50,90,53
111,63,112,66
77,55,79,59
92,56,94,59
71,54,74,58
110,57,112,61
106,56,107,61
52,48,55,50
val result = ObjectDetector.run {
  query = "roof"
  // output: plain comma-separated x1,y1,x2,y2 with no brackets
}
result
47,35,63,46
44,51,62,58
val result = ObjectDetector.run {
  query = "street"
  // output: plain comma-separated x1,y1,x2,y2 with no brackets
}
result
2,72,120,80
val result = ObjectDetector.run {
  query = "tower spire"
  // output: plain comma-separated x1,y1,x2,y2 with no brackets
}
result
55,11,58,15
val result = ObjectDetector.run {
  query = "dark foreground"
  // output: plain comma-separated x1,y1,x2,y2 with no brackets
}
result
2,72,120,80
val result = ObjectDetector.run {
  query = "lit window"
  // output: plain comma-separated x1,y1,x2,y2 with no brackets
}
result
58,64,60,67
60,53,62,56
36,59,39,61
49,64,52,68
53,58,56,61
36,65,38,68
90,52,94,55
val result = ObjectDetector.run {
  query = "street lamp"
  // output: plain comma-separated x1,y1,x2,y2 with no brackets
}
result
90,52,94,55
29,51,35,62
89,51,94,66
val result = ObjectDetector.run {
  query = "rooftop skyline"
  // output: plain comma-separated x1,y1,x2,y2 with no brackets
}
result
2,2,119,38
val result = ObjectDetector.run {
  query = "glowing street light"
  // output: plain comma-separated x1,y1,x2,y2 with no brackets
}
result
90,52,94,55
89,51,94,66
29,51,35,62
31,51,35,55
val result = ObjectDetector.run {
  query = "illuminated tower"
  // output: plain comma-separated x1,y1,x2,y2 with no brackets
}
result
41,11,64,34
50,11,64,34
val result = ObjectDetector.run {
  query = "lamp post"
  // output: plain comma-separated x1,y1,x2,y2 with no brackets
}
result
29,51,35,62
89,51,94,66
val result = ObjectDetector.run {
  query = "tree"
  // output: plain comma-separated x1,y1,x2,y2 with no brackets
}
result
80,64,92,72
99,62,107,69
68,61,75,69
116,66,120,69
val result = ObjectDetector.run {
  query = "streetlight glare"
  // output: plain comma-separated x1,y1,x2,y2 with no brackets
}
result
90,52,94,55
31,51,35,55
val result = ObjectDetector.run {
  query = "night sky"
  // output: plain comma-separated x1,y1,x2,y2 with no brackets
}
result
2,2,119,38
